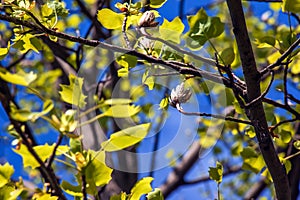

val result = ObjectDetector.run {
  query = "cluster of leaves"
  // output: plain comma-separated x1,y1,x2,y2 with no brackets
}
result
0,0,300,199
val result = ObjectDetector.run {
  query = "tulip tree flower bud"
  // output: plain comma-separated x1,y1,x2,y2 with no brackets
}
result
169,82,192,111
138,11,159,27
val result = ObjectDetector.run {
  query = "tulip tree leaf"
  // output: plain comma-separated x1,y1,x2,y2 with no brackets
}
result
146,188,164,200
282,0,300,13
149,0,167,8
159,17,185,44
59,74,87,108
208,161,223,184
97,9,125,29
0,69,37,86
186,8,224,49
104,104,141,118
14,144,69,169
130,177,154,200
101,123,150,152
0,163,14,188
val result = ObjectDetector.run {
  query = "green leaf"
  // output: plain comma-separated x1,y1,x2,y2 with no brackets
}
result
282,0,300,13
255,36,276,48
0,69,37,86
159,17,185,44
101,123,151,152
97,9,124,29
245,126,256,138
293,140,300,150
104,104,141,118
35,193,58,200
149,0,167,8
185,8,224,49
279,129,292,143
130,177,154,200
242,154,265,174
0,163,14,188
59,74,87,108
147,188,164,200
14,144,69,169
10,99,54,122
47,0,69,17
61,181,83,197
142,70,155,90
240,147,258,158
0,42,10,60
159,97,169,109
220,47,235,65
85,150,113,187
209,161,223,184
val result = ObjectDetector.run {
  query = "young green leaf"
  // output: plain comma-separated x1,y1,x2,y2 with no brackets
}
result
147,188,164,200
149,0,167,8
97,9,125,29
220,47,235,65
130,177,154,200
61,181,83,197
14,144,69,169
159,17,184,44
0,69,37,86
208,161,223,184
282,0,300,13
185,8,224,49
101,123,151,152
104,104,141,118
0,163,14,188
59,74,87,108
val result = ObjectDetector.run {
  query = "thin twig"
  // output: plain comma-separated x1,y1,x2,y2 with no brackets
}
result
46,134,64,168
82,174,88,200
260,37,300,76
179,109,252,125
245,70,275,108
283,63,289,106
122,14,131,48
270,118,299,132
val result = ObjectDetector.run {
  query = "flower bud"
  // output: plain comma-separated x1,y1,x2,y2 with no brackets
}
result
138,11,159,27
169,82,192,111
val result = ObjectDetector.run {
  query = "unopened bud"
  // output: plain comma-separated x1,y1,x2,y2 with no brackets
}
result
138,11,159,27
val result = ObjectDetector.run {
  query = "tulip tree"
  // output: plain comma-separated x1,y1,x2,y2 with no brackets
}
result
0,0,300,199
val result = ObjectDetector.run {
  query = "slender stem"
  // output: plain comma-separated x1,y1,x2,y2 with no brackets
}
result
46,134,64,168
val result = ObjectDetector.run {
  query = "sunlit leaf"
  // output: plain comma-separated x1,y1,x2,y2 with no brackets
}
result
14,144,69,169
104,104,141,118
282,0,300,13
185,8,224,49
59,74,87,108
0,163,14,188
61,181,83,197
159,17,184,44
220,47,235,65
130,177,154,200
34,193,58,200
147,188,164,200
85,150,112,187
149,0,167,8
101,123,150,152
159,97,169,109
0,69,37,86
104,98,132,105
208,161,223,183
142,70,155,90
0,42,10,60
97,9,124,29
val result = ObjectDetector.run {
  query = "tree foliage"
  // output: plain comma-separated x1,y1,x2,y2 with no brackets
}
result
0,0,300,199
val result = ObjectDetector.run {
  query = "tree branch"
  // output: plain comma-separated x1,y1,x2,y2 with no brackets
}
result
226,0,291,199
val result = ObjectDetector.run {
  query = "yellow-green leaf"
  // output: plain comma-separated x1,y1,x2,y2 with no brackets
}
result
130,177,154,200
0,42,10,60
61,181,83,197
159,97,168,109
0,69,37,86
104,104,141,118
14,144,69,169
59,74,87,108
101,123,150,152
208,161,223,184
104,98,132,105
282,0,300,13
220,47,235,65
34,193,58,200
97,9,124,29
0,163,14,188
147,188,164,200
85,150,113,187
159,17,184,44
149,0,167,8
142,70,155,90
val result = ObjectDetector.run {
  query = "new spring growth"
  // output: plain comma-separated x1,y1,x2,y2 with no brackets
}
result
169,82,192,111
138,11,159,27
